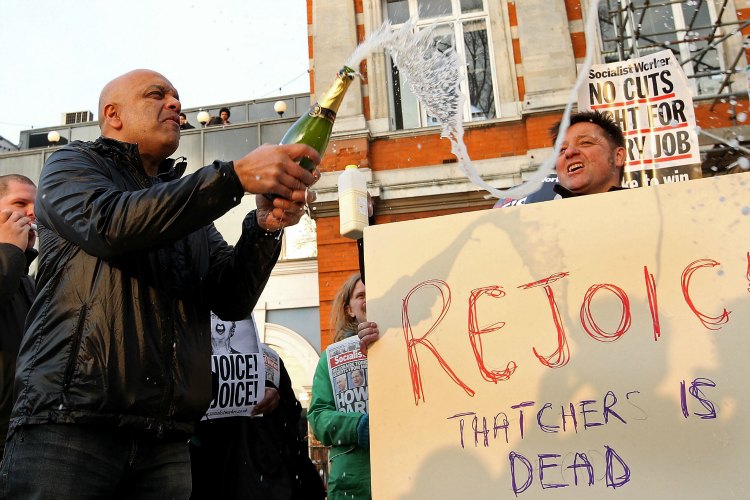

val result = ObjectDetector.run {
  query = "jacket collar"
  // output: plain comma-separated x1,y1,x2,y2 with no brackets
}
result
159,156,187,181
90,137,186,181
553,184,625,198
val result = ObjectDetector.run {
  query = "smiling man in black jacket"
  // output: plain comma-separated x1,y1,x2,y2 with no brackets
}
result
0,69,320,499
551,110,626,197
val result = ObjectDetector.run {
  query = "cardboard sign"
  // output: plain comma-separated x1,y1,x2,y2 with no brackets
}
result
366,173,750,499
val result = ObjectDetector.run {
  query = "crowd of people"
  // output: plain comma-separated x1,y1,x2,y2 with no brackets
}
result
179,106,233,130
0,62,630,499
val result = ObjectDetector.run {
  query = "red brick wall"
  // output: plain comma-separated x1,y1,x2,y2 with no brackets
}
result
570,31,587,60
320,137,370,171
564,0,582,20
316,215,362,347
368,114,560,170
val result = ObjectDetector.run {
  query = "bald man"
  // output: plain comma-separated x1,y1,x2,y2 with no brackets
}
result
0,69,320,498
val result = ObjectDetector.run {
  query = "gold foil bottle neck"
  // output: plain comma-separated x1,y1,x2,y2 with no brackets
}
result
317,66,356,115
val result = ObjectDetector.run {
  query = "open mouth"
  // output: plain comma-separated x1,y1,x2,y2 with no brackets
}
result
215,324,226,335
567,162,584,174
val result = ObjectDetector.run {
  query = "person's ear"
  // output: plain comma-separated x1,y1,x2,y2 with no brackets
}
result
345,304,355,320
103,103,123,130
614,146,626,169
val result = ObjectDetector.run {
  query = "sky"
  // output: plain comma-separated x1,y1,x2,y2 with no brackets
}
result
0,0,310,143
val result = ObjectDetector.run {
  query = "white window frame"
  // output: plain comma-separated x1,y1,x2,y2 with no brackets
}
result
383,0,501,130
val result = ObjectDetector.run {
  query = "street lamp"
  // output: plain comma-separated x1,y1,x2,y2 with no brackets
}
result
47,131,60,146
274,100,287,118
196,111,211,166
197,110,210,127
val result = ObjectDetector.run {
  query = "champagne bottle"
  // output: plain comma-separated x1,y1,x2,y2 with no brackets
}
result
279,66,357,171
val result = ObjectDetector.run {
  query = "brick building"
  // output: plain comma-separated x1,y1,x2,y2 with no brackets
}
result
307,0,750,348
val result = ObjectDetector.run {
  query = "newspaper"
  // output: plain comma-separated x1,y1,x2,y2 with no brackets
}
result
326,336,368,414
261,343,281,388
203,313,266,420
578,49,700,187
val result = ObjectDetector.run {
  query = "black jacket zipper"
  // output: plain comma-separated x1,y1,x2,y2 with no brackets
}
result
62,304,88,391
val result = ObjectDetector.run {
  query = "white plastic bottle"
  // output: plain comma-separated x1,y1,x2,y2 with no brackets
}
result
337,164,369,239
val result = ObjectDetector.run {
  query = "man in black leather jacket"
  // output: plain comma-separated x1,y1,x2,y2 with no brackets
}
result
0,174,36,461
0,69,320,499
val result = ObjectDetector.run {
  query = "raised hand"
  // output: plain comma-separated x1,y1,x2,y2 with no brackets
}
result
0,209,33,251
358,321,380,356
233,143,320,201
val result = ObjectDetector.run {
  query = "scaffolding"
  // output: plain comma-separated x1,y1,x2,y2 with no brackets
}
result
598,0,749,98
598,0,750,173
